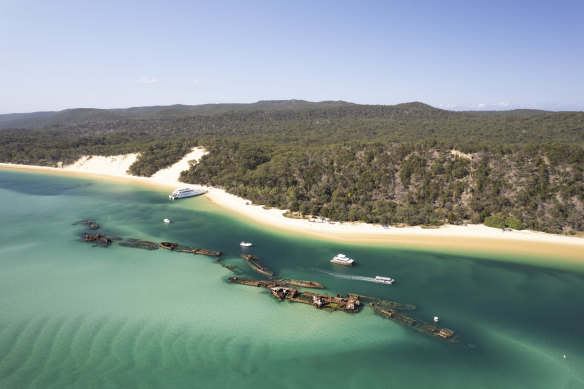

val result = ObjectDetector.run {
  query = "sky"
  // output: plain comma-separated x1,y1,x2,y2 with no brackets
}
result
1,0,583,114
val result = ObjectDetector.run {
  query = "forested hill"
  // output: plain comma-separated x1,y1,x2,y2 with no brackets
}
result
1,100,583,234
0,100,353,130
1,101,583,146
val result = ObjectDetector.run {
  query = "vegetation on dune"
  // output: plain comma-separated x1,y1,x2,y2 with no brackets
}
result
181,140,584,234
127,138,199,177
1,101,583,234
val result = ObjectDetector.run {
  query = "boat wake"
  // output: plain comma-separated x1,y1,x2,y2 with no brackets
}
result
306,268,378,283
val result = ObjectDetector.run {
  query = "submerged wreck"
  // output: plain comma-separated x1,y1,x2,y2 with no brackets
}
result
83,233,113,247
75,219,462,343
76,219,222,257
277,278,324,289
73,219,100,230
160,241,179,250
229,277,462,343
229,277,358,312
191,248,222,256
241,254,273,276
160,242,222,256
368,302,459,342
176,245,222,256
119,238,159,250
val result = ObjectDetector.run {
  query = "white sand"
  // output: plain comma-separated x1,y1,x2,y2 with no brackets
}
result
63,154,140,176
150,148,208,186
2,148,584,261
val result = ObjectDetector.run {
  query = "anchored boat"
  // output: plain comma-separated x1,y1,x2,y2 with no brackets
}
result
169,187,207,200
331,253,355,266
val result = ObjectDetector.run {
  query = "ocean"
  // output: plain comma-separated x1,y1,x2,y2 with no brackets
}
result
1,168,583,388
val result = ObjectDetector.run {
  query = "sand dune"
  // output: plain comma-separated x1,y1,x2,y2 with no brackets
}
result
150,148,208,185
64,154,140,176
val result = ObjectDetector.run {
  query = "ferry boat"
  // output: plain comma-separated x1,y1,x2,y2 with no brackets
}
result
169,188,207,200
374,276,395,284
240,242,253,247
330,253,354,266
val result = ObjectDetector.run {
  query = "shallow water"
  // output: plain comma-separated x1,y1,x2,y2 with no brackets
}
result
1,169,583,388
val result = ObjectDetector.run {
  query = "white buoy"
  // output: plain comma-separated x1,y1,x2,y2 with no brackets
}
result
434,316,439,323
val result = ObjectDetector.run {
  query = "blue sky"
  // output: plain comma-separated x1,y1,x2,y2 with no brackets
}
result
1,0,583,113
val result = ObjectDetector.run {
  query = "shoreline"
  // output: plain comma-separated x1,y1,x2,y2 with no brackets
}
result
2,150,584,262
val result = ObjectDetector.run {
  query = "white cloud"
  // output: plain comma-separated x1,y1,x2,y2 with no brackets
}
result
136,77,158,84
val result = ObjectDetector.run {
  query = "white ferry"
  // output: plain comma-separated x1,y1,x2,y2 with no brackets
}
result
330,253,354,266
374,276,395,284
169,188,207,200
240,242,253,247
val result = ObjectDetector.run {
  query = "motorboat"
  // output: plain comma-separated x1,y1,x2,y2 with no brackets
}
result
163,218,171,223
374,276,395,284
240,242,253,247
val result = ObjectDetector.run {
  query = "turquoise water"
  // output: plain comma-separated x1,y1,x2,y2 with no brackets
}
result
1,169,583,388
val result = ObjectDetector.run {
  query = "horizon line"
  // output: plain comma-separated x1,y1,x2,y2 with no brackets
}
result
1,100,583,116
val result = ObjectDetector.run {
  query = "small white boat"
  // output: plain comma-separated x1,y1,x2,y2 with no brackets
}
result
240,242,253,247
330,253,354,266
434,316,440,323
374,276,395,284
163,218,171,223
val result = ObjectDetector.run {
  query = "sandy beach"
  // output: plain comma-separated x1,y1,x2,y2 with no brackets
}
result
2,149,583,261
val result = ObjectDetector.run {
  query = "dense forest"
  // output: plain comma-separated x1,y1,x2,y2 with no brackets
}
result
1,101,583,234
